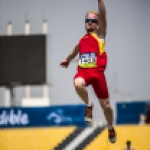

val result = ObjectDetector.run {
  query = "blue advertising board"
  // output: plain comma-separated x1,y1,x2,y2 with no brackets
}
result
116,101,149,124
0,105,87,128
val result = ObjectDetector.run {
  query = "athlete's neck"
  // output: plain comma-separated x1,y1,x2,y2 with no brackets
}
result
86,29,97,33
86,31,98,36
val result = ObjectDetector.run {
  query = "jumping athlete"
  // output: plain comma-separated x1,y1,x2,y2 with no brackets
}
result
60,0,116,144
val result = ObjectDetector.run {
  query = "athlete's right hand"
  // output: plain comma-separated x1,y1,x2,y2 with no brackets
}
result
60,59,70,68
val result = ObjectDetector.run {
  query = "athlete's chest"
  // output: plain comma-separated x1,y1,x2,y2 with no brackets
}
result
79,35,99,53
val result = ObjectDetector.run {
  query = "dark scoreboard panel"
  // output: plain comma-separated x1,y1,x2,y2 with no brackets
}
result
0,35,46,85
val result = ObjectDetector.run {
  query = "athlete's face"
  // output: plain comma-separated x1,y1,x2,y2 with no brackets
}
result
85,13,98,33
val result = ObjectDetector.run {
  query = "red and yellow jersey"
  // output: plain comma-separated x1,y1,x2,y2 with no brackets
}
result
78,32,107,71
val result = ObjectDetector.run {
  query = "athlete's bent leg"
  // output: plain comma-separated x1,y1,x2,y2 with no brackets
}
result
74,77,90,105
74,77,93,124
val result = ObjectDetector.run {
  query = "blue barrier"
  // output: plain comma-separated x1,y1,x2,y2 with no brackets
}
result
0,105,87,128
116,101,149,124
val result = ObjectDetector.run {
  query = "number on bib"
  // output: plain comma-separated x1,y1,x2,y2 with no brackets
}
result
79,53,97,68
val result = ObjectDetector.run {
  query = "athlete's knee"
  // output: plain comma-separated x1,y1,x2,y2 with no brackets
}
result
99,99,112,110
74,77,85,89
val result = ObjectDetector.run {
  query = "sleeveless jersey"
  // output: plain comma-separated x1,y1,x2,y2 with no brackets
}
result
78,32,107,71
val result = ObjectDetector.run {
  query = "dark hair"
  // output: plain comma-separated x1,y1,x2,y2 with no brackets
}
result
126,141,131,145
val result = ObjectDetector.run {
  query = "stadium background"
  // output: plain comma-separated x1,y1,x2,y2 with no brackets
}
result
0,0,150,149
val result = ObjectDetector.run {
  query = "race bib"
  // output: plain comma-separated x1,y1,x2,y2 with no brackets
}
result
78,52,97,68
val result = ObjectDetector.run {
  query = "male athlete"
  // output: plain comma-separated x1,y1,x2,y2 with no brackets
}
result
60,0,116,143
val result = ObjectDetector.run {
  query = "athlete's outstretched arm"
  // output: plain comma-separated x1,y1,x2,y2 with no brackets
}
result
60,44,79,68
97,0,107,38
66,44,79,62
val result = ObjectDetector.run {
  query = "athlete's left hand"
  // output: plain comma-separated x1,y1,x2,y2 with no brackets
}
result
60,59,70,68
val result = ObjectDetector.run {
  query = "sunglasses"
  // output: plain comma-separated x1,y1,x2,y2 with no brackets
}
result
85,18,98,24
